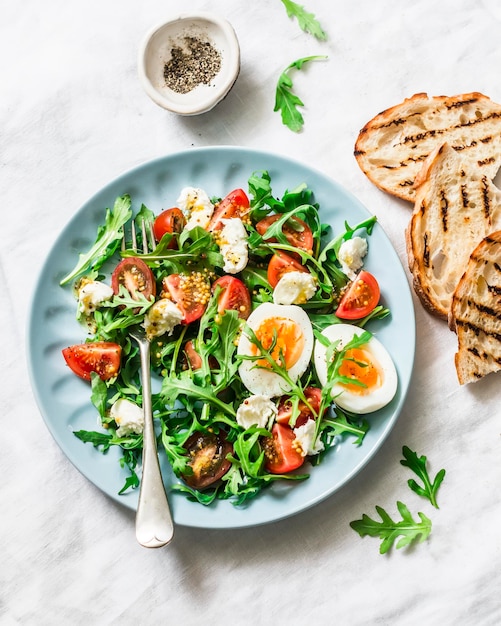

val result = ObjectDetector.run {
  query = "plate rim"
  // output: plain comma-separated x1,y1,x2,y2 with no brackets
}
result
26,145,416,529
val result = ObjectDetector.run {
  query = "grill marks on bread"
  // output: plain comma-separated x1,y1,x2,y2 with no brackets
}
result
449,232,501,384
405,143,501,319
355,93,501,202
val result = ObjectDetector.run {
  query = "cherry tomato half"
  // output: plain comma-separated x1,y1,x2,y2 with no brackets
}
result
256,214,314,254
163,273,209,324
111,257,156,300
212,275,252,319
335,270,380,320
262,423,305,474
183,340,219,370
276,387,323,428
153,207,186,248
62,342,121,381
267,251,309,289
181,431,233,490
207,188,250,232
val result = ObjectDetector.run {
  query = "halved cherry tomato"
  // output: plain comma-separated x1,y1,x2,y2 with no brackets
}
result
207,188,250,232
62,342,121,381
212,275,252,319
256,214,314,254
277,387,323,428
267,251,309,289
183,340,219,370
111,257,156,300
184,339,203,370
162,273,209,324
335,270,380,320
262,423,305,474
181,431,233,490
153,207,186,248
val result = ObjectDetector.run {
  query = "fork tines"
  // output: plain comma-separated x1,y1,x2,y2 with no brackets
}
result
122,218,156,254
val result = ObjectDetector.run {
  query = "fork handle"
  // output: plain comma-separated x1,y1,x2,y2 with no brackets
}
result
134,338,174,548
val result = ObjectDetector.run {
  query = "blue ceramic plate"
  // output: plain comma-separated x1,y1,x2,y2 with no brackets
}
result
27,147,415,529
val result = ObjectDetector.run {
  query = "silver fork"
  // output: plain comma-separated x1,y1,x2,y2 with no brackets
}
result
125,219,174,548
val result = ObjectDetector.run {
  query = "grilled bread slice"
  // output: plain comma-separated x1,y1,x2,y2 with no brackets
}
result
449,231,501,384
355,92,501,202
406,143,501,319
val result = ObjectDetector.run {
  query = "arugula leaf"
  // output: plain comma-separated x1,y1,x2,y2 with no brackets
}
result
90,372,108,419
400,446,446,509
274,56,327,132
103,284,154,316
280,0,327,40
60,195,132,285
118,448,140,494
320,411,369,447
73,430,113,450
160,370,237,419
350,501,432,554
171,483,219,506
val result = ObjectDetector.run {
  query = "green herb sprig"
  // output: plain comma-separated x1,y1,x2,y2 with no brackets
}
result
400,445,446,509
60,195,132,285
350,502,432,554
274,56,327,132
279,0,327,40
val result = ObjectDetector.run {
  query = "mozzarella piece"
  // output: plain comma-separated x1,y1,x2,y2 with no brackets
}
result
78,280,113,314
143,298,183,340
236,395,277,429
273,271,317,305
177,187,215,230
218,217,249,274
338,236,368,280
110,398,144,438
293,419,324,457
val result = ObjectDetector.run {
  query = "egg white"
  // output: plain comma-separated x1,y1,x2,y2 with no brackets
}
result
314,323,397,414
237,303,314,397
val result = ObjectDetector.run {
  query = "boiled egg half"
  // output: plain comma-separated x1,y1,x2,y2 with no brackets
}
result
237,303,314,397
314,323,397,414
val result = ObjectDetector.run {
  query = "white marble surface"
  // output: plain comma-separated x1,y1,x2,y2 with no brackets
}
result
3,0,501,624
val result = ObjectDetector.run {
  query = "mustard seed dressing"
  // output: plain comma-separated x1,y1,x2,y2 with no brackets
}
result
163,36,222,94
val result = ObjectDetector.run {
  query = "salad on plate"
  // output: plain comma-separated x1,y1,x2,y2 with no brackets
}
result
59,170,397,506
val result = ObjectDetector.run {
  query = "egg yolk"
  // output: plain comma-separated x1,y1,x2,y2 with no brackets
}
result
252,317,305,370
338,347,382,395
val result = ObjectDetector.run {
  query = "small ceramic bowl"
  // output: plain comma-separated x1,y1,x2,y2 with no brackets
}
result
138,12,240,115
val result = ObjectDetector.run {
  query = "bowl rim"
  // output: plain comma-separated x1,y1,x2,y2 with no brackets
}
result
138,12,240,115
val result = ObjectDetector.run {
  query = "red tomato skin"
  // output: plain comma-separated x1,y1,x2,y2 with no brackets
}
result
263,424,305,474
62,342,122,381
255,214,314,253
184,340,203,370
207,188,250,232
153,207,186,248
276,387,323,428
162,274,208,324
111,257,156,300
212,275,252,319
335,270,380,320
267,251,309,289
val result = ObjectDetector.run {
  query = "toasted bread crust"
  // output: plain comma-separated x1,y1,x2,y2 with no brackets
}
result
449,231,501,384
405,143,501,318
355,92,501,202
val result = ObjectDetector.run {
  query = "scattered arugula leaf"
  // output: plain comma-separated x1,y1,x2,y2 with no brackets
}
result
279,0,327,40
400,446,446,509
60,195,132,285
274,56,327,132
350,501,432,554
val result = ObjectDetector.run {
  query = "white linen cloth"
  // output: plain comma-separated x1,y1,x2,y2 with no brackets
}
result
2,0,501,624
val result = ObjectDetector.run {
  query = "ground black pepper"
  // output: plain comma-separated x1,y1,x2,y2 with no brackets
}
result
163,36,222,94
